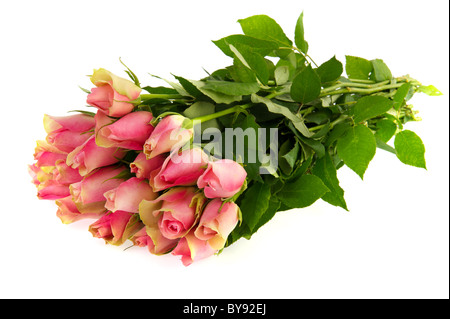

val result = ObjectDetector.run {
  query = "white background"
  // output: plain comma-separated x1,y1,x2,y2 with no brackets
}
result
0,0,448,299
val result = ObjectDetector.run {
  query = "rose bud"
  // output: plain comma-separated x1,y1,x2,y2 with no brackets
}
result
129,227,153,251
28,163,53,186
139,187,205,252
104,177,157,213
143,115,193,159
95,111,154,150
36,179,71,200
53,159,83,185
129,226,178,255
34,140,67,167
197,159,247,198
56,196,104,224
150,147,209,192
69,165,128,214
29,156,84,200
44,114,95,152
66,135,126,176
130,226,178,255
194,199,239,250
88,211,142,246
44,113,95,133
29,153,83,200
130,152,165,180
86,68,141,117
172,230,217,266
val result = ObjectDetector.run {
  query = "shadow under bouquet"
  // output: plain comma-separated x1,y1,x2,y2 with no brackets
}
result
29,13,441,265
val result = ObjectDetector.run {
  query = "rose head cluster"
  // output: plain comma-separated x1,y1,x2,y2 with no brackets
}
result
29,68,247,266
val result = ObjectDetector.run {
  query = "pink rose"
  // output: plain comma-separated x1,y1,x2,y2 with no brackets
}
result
172,230,217,266
44,113,95,134
95,111,154,150
29,158,83,201
131,226,178,255
194,199,239,250
53,159,83,185
130,152,165,180
28,163,53,187
197,159,247,198
56,196,104,224
143,115,193,159
66,135,126,176
44,114,95,152
139,187,205,252
150,148,209,192
104,177,157,213
153,187,205,239
86,68,142,117
33,140,67,167
88,210,142,246
36,180,71,200
130,227,154,251
69,166,127,214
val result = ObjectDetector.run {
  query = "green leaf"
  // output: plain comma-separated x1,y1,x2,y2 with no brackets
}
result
202,80,260,96
294,12,308,54
229,44,269,85
274,65,290,85
394,130,426,169
324,122,352,147
239,182,271,232
119,57,140,86
286,156,313,182
282,140,300,170
230,114,263,183
190,80,242,104
78,86,91,94
297,135,326,158
393,82,412,110
312,152,348,210
149,74,190,96
290,64,322,104
351,95,394,123
311,122,331,138
183,101,220,131
290,156,313,181
316,56,343,84
227,58,257,83
227,222,251,246
238,15,292,48
251,94,314,138
278,139,300,175
183,101,215,119
212,34,279,57
376,138,397,154
417,85,443,96
337,124,377,179
172,74,204,98
142,86,179,95
275,52,298,81
370,59,392,81
375,119,397,143
205,68,230,81
277,174,329,209
345,55,373,80
304,109,333,125
252,197,282,234
103,168,133,183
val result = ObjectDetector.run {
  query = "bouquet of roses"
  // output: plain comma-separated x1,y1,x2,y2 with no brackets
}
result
29,13,441,266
